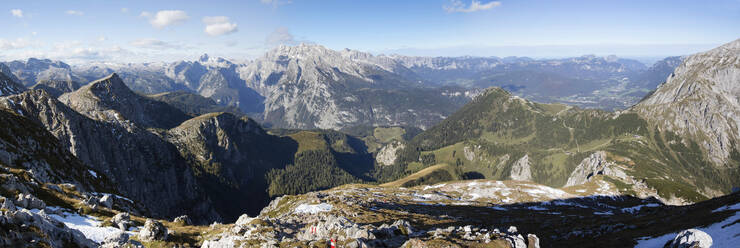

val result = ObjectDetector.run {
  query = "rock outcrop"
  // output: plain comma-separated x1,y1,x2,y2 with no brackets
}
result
376,141,404,166
139,219,168,242
0,208,96,247
111,213,134,231
14,193,46,210
510,155,532,181
565,151,627,187
666,229,713,248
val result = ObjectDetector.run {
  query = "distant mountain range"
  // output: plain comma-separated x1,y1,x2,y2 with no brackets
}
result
2,45,680,130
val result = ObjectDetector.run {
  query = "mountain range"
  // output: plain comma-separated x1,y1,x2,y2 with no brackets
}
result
4,44,679,130
0,39,738,247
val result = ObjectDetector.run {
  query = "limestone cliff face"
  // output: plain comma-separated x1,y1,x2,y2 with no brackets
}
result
0,90,220,223
376,141,405,166
510,155,532,181
565,151,627,187
634,39,740,164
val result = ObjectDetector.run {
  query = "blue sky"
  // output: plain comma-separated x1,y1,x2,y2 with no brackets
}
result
1,0,738,63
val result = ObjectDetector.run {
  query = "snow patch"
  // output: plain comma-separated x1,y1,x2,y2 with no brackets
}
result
31,209,122,244
294,203,333,214
635,206,740,248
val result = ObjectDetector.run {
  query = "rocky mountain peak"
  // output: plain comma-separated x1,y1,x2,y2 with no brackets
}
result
199,54,210,62
59,73,190,129
87,73,131,96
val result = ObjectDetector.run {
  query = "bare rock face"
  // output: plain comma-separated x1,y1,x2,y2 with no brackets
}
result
510,155,532,181
139,219,168,242
635,39,740,164
1,89,220,223
376,141,405,166
565,151,628,187
666,229,713,248
0,66,25,96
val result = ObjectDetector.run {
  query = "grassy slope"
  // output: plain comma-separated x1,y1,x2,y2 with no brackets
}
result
392,87,740,202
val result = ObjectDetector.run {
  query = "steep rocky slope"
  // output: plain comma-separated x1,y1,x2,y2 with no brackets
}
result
0,90,220,222
0,70,25,97
635,39,740,164
30,80,80,98
166,112,294,220
59,73,190,129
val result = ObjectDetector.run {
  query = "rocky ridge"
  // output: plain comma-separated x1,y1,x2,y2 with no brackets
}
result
59,73,191,129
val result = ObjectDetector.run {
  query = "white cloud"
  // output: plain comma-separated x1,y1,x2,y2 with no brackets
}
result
130,38,180,49
97,36,107,42
0,38,31,49
265,27,296,45
203,16,238,36
444,0,501,13
140,10,189,29
65,10,84,16
10,9,23,18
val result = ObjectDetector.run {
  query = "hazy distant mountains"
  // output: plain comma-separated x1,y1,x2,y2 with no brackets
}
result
2,45,680,129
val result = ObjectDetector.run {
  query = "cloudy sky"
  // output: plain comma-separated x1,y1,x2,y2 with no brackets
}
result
2,0,739,63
